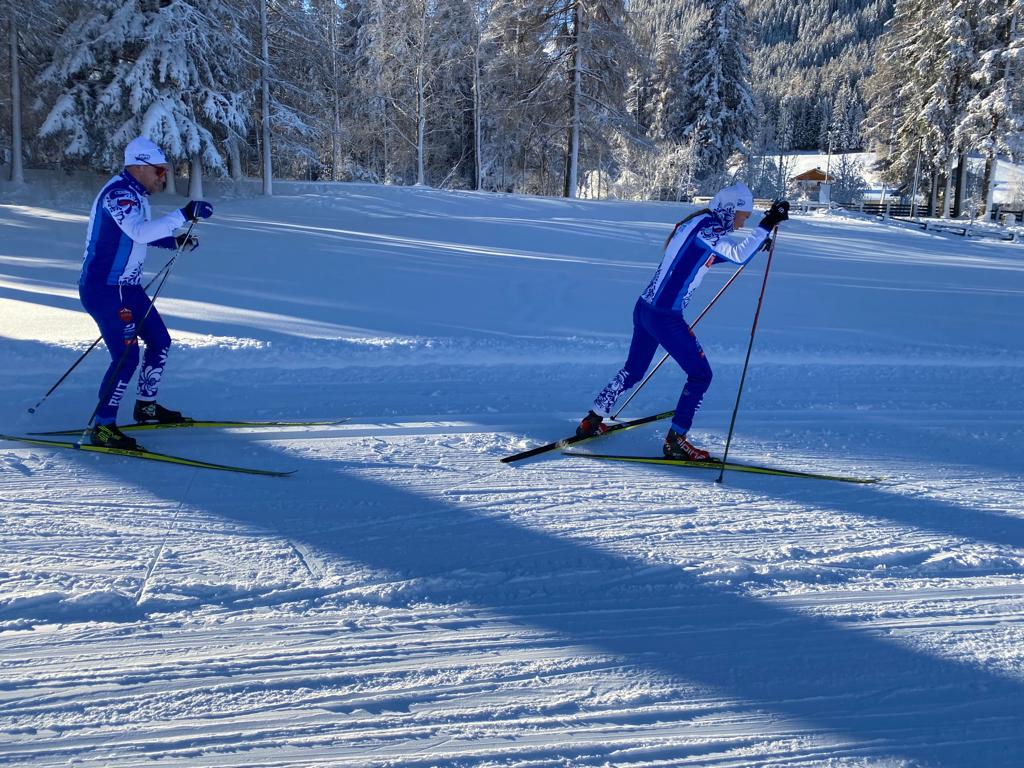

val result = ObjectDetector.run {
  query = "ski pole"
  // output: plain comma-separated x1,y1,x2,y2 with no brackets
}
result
27,256,177,415
716,227,779,484
610,259,750,420
77,219,198,443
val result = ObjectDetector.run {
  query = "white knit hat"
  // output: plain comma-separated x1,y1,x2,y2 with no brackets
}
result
124,136,168,167
710,182,754,213
709,182,753,229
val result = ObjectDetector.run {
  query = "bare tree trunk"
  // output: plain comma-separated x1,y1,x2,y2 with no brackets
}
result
522,143,529,191
226,135,243,181
382,100,389,183
188,155,203,199
164,161,178,196
8,2,24,184
260,0,273,196
329,0,341,182
776,151,786,199
634,73,644,134
562,2,581,199
415,1,428,186
982,156,997,221
540,147,546,193
473,46,482,191
953,148,968,217
416,65,427,185
929,170,938,217
942,153,954,219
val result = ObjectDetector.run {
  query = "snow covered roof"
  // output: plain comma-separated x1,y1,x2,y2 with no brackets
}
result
791,168,834,182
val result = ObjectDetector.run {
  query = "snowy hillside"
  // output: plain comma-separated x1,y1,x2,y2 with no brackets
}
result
1,181,1023,767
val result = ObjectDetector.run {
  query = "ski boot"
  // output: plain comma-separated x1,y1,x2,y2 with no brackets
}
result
133,400,192,424
576,410,609,438
90,423,140,451
663,429,712,461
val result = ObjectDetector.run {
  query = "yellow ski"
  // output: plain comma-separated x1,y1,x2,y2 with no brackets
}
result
561,451,879,484
30,418,348,436
1,434,293,477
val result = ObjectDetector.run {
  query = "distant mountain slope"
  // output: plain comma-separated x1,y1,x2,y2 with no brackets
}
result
747,0,894,150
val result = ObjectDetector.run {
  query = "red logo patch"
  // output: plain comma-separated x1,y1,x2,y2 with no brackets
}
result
119,307,133,323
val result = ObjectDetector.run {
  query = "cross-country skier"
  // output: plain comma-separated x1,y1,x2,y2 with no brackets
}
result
78,136,214,450
576,183,790,460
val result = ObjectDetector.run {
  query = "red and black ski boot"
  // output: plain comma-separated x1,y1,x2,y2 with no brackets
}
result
663,429,712,461
576,410,609,438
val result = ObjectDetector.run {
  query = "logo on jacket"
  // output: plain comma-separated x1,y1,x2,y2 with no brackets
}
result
103,189,141,224
698,221,727,245
119,307,133,323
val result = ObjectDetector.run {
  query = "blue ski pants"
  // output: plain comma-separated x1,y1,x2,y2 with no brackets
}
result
593,298,713,435
79,283,171,424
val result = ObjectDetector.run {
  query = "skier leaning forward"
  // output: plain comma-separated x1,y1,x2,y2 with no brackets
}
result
78,136,214,450
576,183,790,460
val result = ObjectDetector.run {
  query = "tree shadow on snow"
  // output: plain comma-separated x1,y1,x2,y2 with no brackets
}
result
13,425,1024,768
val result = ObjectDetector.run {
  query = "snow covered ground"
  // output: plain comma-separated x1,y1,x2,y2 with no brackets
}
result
1,177,1023,767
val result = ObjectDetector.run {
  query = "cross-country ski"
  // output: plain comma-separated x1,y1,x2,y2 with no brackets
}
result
561,450,880,484
500,410,674,463
29,418,350,436
0,434,295,477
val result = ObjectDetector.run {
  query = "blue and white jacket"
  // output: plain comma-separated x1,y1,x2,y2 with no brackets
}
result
80,171,186,288
640,211,768,313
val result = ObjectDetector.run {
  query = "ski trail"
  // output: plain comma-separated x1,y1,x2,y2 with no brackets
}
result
136,467,202,605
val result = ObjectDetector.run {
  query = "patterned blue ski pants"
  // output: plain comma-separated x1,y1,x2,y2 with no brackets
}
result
593,298,713,435
79,283,171,424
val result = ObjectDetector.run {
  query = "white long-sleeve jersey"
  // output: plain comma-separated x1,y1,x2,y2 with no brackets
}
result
80,171,186,287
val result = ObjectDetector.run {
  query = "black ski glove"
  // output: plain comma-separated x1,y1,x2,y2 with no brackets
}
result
759,199,790,231
180,200,213,221
176,233,199,252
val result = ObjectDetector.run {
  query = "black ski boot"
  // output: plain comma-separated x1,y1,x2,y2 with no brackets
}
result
663,429,712,461
90,423,140,451
576,410,608,438
133,400,192,424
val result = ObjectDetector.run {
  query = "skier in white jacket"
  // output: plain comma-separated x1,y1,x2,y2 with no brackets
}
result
79,137,213,449
577,183,790,459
